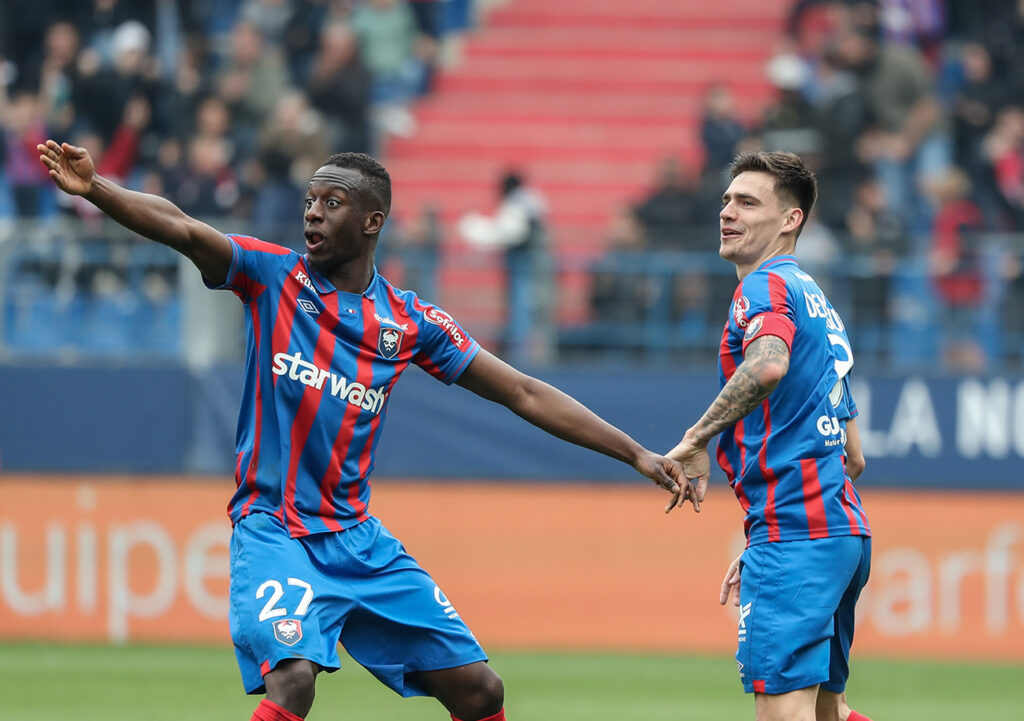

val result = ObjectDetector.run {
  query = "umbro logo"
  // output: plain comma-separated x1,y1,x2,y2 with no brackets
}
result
738,601,752,642
298,299,320,317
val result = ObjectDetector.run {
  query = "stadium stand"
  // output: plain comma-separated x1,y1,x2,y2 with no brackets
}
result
1,0,1023,371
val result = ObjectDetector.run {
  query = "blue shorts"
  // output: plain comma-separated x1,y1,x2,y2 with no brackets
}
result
229,512,488,697
736,535,871,695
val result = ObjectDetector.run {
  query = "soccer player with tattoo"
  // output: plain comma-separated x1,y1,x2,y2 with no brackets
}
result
668,151,873,721
38,139,697,721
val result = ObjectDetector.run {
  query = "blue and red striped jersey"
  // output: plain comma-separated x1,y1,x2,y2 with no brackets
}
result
213,235,481,537
717,255,870,546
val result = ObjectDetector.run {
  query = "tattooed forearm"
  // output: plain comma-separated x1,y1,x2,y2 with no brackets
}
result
691,335,790,443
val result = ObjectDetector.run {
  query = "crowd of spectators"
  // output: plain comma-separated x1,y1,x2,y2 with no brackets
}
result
0,0,472,228
3,1,1024,371
596,0,1024,371
0,0,472,355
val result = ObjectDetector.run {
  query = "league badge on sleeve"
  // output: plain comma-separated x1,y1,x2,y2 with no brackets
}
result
743,314,764,342
378,327,403,359
272,619,303,646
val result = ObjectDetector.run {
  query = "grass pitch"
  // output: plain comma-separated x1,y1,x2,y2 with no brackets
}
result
2,643,1020,720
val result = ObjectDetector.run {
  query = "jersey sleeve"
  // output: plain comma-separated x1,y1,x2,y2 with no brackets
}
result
412,300,481,384
207,234,292,303
735,270,797,354
840,376,858,420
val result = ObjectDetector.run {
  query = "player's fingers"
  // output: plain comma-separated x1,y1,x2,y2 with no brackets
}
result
719,574,737,605
664,490,681,514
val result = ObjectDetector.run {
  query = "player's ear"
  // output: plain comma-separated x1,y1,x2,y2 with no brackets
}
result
782,207,804,234
364,210,385,235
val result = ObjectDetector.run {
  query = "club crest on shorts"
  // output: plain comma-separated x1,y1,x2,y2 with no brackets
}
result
273,619,303,646
378,327,403,358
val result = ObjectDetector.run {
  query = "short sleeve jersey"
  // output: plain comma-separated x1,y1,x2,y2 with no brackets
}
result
717,255,870,545
213,235,481,537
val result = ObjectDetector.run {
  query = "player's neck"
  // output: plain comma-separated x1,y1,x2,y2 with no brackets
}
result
735,242,796,280
318,257,375,295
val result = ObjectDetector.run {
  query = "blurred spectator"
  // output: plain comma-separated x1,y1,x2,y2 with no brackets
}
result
843,175,907,355
25,21,81,137
760,52,823,159
62,95,151,222
248,90,331,237
700,83,747,181
72,20,159,144
0,0,62,89
350,0,427,137
589,207,656,326
982,106,1024,229
963,0,1024,96
306,21,373,155
176,134,239,219
950,41,1010,225
926,167,987,371
239,0,296,45
215,19,290,155
634,156,701,249
876,0,944,62
459,169,551,363
1,91,56,218
393,202,442,302
74,0,153,66
846,27,951,237
795,209,842,288
812,41,871,230
154,35,211,139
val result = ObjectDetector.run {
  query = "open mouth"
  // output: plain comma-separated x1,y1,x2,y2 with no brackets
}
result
721,228,743,239
305,231,326,251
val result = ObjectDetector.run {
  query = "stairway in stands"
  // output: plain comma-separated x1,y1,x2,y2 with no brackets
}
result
383,0,791,339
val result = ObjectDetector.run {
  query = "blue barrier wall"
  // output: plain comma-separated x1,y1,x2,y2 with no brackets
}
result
0,364,189,472
3,363,1022,489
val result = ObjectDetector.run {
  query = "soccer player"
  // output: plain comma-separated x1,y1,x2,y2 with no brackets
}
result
667,151,872,721
38,139,698,721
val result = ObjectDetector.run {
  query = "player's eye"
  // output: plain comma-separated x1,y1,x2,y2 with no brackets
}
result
326,199,340,208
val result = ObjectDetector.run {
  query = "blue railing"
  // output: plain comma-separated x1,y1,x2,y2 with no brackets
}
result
1,218,1019,373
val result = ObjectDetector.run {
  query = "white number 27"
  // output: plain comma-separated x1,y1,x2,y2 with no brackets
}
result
256,577,314,622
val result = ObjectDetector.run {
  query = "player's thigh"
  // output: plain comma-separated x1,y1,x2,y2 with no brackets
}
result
824,536,872,693
408,660,504,718
737,537,864,695
338,519,488,698
230,512,354,693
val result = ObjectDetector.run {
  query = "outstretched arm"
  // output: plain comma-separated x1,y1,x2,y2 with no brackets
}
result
456,349,703,512
38,140,233,285
667,333,791,490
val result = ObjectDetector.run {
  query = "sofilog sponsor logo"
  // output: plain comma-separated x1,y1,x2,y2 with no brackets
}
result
272,351,388,414
424,307,468,350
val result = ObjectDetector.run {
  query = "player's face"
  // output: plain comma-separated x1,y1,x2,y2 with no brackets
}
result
303,166,374,271
719,171,798,273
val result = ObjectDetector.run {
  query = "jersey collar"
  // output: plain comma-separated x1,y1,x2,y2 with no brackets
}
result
302,258,380,299
757,254,798,271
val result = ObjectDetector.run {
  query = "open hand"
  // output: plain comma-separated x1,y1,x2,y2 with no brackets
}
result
37,140,95,196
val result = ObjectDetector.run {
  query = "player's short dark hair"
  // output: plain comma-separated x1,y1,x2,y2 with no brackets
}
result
730,151,817,237
322,152,392,215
